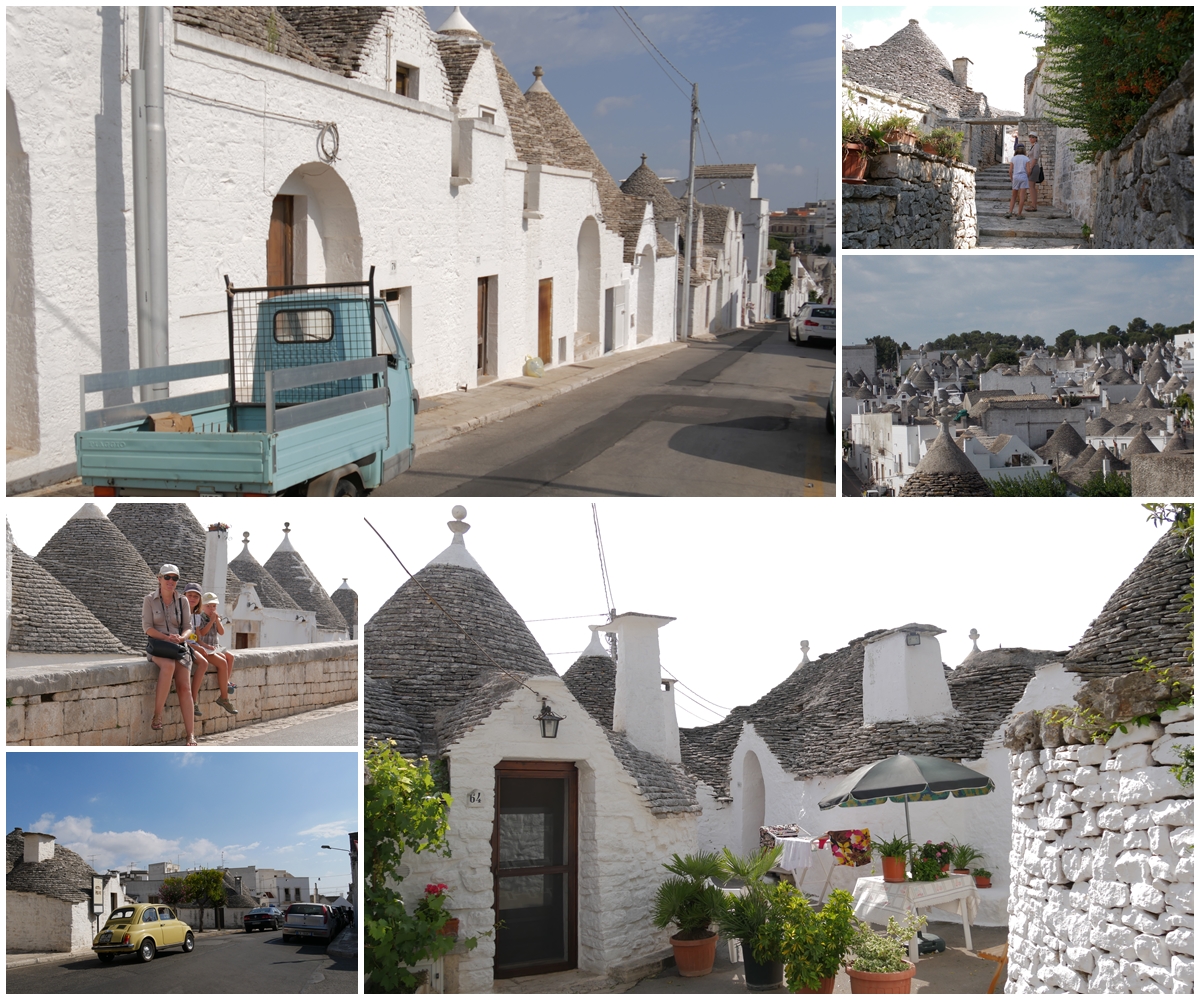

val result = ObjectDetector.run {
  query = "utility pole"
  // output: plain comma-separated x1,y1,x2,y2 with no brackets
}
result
678,83,699,342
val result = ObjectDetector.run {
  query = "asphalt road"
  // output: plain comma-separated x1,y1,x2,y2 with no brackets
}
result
7,928,356,994
374,323,836,497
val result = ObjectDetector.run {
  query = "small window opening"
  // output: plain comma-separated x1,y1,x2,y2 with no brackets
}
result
480,106,496,125
395,63,411,97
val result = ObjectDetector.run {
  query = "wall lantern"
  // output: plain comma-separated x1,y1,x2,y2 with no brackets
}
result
535,699,563,739
905,632,921,646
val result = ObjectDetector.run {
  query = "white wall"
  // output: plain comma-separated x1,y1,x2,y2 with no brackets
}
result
398,675,697,992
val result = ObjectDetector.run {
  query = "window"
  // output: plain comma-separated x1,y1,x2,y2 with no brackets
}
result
158,907,175,921
143,908,159,923
395,62,418,98
479,106,496,125
274,308,333,343
284,887,291,901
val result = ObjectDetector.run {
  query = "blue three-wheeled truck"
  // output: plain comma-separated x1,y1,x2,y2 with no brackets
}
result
76,269,417,496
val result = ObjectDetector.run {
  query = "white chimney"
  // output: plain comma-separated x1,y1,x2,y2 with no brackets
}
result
953,57,972,89
23,831,56,863
203,523,229,614
660,679,682,763
862,624,955,725
610,612,676,759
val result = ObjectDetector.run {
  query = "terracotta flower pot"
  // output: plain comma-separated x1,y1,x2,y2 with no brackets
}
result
920,142,937,155
792,974,836,993
671,932,718,978
940,864,950,873
847,962,917,994
842,143,869,184
881,856,907,883
885,129,918,146
974,876,992,889
953,869,971,876
438,917,459,937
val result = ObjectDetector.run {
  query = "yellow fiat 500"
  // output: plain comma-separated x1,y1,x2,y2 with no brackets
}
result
92,903,195,963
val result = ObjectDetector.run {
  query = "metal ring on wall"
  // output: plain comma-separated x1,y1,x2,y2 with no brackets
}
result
317,122,340,163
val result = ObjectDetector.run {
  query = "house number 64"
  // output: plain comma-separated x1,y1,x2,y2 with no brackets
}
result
467,789,485,807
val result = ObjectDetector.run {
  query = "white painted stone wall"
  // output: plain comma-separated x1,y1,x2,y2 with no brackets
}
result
398,675,697,992
1005,705,1194,994
979,370,1055,396
7,892,80,953
4,7,677,488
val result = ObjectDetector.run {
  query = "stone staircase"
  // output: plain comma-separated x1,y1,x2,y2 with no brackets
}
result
973,164,1087,248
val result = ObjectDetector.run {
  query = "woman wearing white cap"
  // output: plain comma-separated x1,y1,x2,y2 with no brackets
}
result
141,564,197,745
187,588,237,717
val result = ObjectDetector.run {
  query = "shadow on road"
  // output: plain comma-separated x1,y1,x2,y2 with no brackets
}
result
667,413,831,477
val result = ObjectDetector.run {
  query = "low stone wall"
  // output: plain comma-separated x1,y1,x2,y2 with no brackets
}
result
6,641,357,745
1132,451,1195,497
1004,704,1194,993
1092,59,1194,249
842,147,977,249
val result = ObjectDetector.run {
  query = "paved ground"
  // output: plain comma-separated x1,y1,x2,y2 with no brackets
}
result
841,461,866,498
5,925,357,994
974,164,1086,249
375,323,835,497
201,701,357,746
495,922,1008,995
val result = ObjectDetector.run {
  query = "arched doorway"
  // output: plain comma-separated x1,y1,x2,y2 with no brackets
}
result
7,91,39,459
636,243,654,343
269,163,362,285
575,217,601,359
741,751,766,855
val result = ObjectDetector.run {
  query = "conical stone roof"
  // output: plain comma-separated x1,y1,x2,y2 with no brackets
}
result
8,536,131,657
910,368,936,391
331,579,358,640
230,535,301,611
1161,428,1191,453
5,829,100,902
1036,420,1087,462
1142,360,1169,386
35,504,158,650
364,508,556,754
108,503,241,598
620,154,683,222
562,631,616,731
854,384,874,400
1122,429,1160,457
264,524,347,631
899,421,992,497
1065,530,1193,679
1085,416,1114,436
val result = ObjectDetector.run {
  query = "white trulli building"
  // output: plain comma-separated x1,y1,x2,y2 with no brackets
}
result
364,510,699,991
6,5,680,492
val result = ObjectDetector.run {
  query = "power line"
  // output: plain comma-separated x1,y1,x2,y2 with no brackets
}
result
613,6,690,100
698,111,724,164
591,504,616,618
616,6,694,87
524,613,609,623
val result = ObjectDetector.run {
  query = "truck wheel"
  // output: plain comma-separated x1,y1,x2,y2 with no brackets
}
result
334,477,362,497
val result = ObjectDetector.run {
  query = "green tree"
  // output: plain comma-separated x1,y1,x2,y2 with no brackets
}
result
991,470,1070,496
764,257,792,293
160,876,188,908
184,870,226,932
365,741,475,993
1034,7,1194,154
986,346,1021,369
1128,317,1149,335
1078,470,1133,497
1054,329,1076,354
866,335,899,371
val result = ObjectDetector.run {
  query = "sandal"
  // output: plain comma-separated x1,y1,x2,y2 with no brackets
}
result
151,715,163,731
186,735,199,747
227,682,237,694
194,703,203,719
217,697,239,716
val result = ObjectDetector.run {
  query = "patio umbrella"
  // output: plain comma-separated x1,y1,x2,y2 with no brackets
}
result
817,754,994,843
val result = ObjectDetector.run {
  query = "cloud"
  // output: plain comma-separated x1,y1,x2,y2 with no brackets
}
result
761,163,807,177
594,95,637,117
790,22,833,40
35,815,182,870
298,820,353,839
173,752,205,768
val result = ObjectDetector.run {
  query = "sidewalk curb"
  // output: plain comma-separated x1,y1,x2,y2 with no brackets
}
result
414,341,688,456
7,950,92,969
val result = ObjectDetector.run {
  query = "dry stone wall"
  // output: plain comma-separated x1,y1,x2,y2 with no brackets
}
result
1005,705,1194,994
1092,60,1194,249
842,148,977,249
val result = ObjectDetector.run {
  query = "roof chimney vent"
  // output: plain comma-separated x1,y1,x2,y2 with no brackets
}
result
23,831,56,864
862,624,955,725
953,57,973,89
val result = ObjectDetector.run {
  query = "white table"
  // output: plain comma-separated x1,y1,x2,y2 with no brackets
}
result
852,874,979,963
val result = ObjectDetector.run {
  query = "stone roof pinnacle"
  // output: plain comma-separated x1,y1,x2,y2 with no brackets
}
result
428,506,484,571
274,522,296,553
527,64,549,94
437,6,479,37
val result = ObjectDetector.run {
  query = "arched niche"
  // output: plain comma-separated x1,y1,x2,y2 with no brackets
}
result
741,751,766,855
636,243,655,344
575,216,601,358
270,162,363,285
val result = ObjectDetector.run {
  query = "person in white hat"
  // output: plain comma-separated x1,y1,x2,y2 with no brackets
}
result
190,592,237,717
141,564,197,745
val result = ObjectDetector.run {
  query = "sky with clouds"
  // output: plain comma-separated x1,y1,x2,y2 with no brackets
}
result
424,6,837,207
841,5,1044,114
7,753,358,893
842,256,1195,346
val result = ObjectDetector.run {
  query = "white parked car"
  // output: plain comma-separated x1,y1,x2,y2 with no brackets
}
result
789,304,836,346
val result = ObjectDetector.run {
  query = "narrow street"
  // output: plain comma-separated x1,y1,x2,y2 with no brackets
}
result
375,323,835,497
973,164,1086,249
5,927,355,994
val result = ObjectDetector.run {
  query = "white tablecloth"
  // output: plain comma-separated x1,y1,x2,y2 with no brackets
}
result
853,874,979,958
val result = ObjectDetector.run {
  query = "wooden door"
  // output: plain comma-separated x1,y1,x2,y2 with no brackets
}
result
492,761,578,977
477,277,489,374
267,195,294,290
538,278,553,364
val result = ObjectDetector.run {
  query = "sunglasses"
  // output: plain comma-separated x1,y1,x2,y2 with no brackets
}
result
161,575,179,581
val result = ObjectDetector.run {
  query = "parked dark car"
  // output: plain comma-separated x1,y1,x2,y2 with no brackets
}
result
243,906,284,932
282,903,342,944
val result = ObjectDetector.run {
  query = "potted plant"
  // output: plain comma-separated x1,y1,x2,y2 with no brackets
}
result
716,847,786,991
652,852,726,978
845,913,924,994
908,856,945,882
871,833,911,883
778,887,855,994
878,112,919,146
841,110,890,184
949,842,983,876
972,867,993,889
929,127,964,161
917,841,953,872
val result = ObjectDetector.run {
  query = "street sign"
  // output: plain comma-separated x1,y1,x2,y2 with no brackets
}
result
92,875,104,914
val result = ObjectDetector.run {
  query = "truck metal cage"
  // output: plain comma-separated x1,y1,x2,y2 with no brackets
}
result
224,269,377,430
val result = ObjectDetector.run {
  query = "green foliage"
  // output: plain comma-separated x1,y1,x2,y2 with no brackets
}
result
866,336,900,372
972,868,993,879
652,852,726,940
929,127,965,160
847,912,924,974
877,111,919,135
950,842,984,870
159,877,188,908
1034,7,1194,155
184,869,226,931
841,107,890,155
715,848,785,963
991,470,1070,497
1170,744,1194,786
365,741,475,994
1077,470,1133,497
986,346,1021,369
909,856,946,882
1172,391,1194,428
871,833,912,860
1055,329,1077,353
764,256,792,294
778,888,856,991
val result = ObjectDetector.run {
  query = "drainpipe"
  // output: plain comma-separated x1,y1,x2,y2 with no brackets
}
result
135,7,169,399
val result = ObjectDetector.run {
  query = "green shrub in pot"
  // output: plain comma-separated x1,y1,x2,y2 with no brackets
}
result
847,912,926,974
715,846,785,964
652,852,726,940
777,887,856,992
